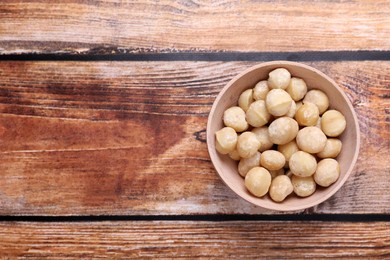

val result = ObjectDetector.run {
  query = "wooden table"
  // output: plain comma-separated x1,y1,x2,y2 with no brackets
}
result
0,1,389,258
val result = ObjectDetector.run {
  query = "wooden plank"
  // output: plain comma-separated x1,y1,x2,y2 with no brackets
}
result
0,1,389,54
0,61,389,215
0,221,388,258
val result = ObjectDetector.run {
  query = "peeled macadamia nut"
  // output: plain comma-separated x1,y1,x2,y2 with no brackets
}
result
260,150,286,171
303,89,329,114
268,117,299,145
228,149,241,161
238,89,254,112
285,100,297,118
215,127,238,154
266,89,293,116
244,167,272,197
246,100,271,127
296,126,327,154
278,140,299,162
268,68,291,89
251,127,273,152
317,139,342,159
289,151,317,177
295,102,319,126
269,168,285,179
237,132,261,158
295,101,303,111
314,158,340,187
253,80,269,100
223,106,249,132
291,175,316,197
269,175,293,202
286,77,307,101
238,152,261,177
315,117,322,130
321,110,346,137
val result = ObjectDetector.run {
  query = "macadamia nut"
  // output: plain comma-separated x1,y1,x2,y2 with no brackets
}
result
303,89,329,114
296,126,327,154
286,77,307,101
223,106,249,132
268,68,291,89
246,100,271,127
238,151,261,177
228,149,241,161
268,117,299,145
237,132,261,158
295,102,319,126
321,110,346,137
244,167,272,197
278,140,299,162
291,175,316,197
289,151,317,177
269,175,293,202
317,139,342,159
253,80,269,100
285,100,297,118
266,89,293,116
260,150,286,171
251,127,274,152
270,168,285,179
215,127,238,154
238,89,254,112
314,158,340,187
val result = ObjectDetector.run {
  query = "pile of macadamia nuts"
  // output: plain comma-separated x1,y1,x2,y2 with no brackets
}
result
215,68,346,202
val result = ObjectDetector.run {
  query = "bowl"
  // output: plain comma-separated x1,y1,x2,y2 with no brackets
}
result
207,61,360,211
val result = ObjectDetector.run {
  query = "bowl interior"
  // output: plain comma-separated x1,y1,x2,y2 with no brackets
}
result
207,61,360,211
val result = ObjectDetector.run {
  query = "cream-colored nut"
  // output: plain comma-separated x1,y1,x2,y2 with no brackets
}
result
223,106,249,132
251,127,273,152
260,150,286,171
289,151,317,177
265,89,293,116
267,68,291,89
315,117,322,130
317,139,342,159
269,175,293,202
237,132,261,158
278,140,299,162
268,117,299,145
228,149,241,161
321,110,346,137
215,127,238,154
253,80,269,100
246,100,271,127
285,100,297,118
303,89,329,114
244,167,272,197
269,168,285,179
296,126,327,154
286,77,307,101
291,175,316,197
238,151,261,177
296,101,303,111
295,102,319,126
314,158,340,187
238,89,254,112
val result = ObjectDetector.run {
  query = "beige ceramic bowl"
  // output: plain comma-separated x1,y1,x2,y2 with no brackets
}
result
207,61,360,211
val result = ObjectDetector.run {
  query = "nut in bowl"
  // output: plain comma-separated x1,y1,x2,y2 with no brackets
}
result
207,61,360,211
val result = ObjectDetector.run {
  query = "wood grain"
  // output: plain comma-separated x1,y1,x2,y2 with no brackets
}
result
0,221,388,258
0,61,389,215
0,0,389,54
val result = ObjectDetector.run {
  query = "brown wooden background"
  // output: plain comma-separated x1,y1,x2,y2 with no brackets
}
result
0,0,389,258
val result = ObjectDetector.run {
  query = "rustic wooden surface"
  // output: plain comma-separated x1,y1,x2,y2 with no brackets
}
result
0,0,389,258
0,221,389,258
0,0,389,54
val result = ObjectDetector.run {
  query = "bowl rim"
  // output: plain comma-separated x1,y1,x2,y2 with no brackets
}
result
206,60,360,211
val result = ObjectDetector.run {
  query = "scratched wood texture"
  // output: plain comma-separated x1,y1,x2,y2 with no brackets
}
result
0,221,389,258
1,0,389,54
0,61,388,215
